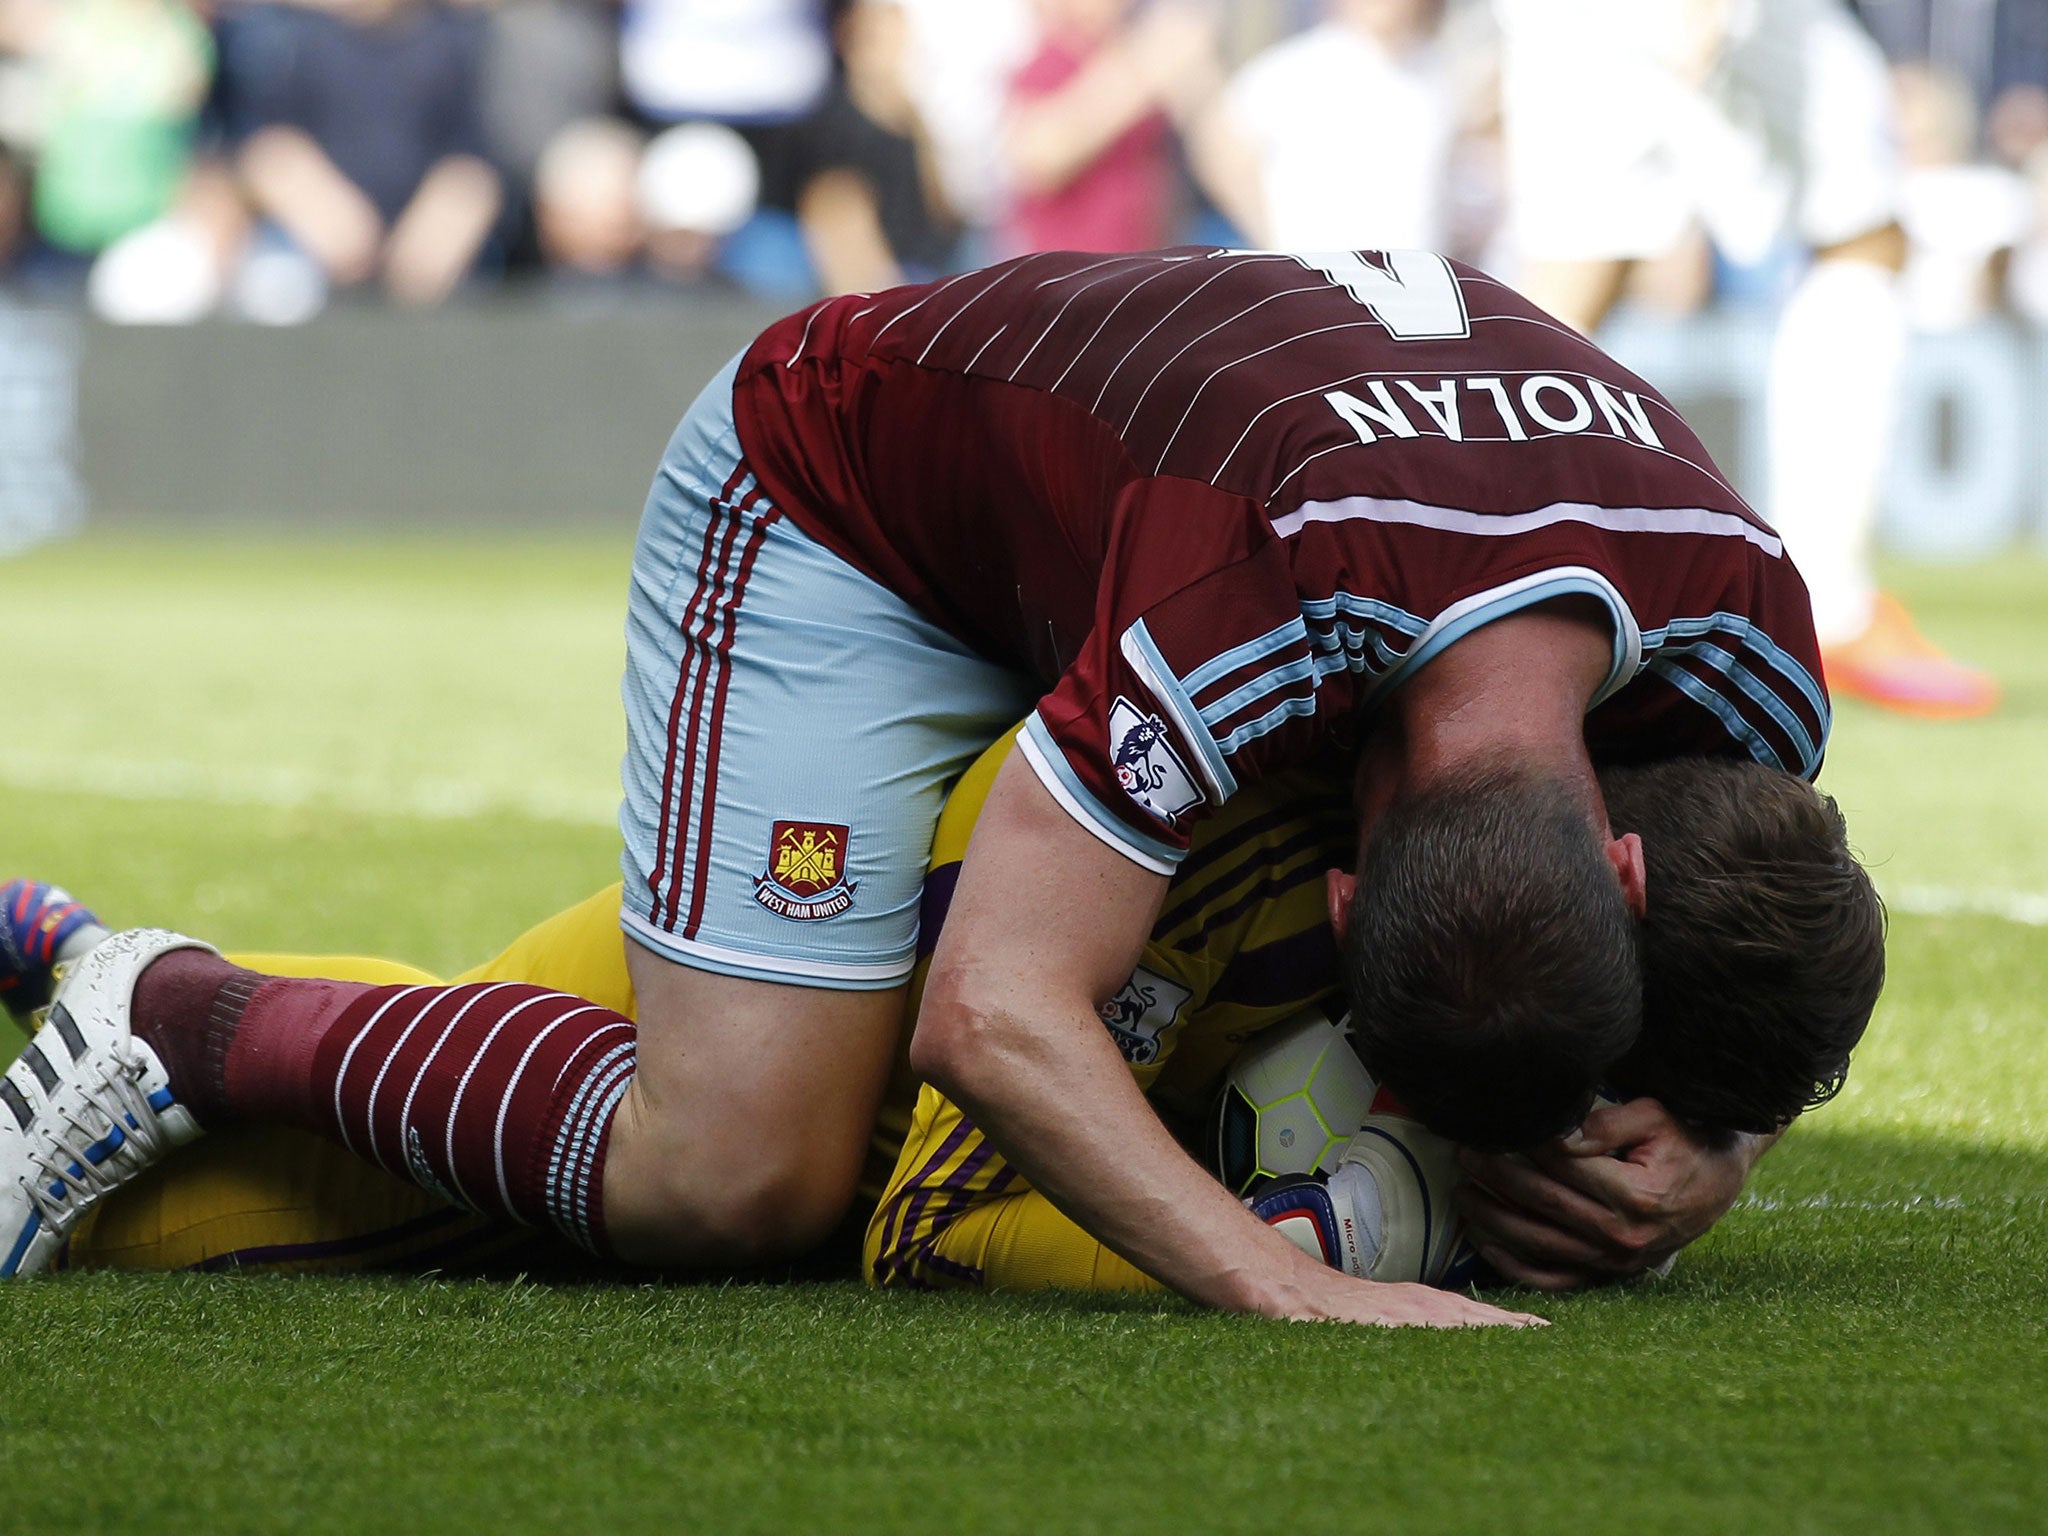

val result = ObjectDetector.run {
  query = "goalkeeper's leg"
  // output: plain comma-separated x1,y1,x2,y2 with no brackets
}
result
63,895,637,1273
58,890,640,1271
115,931,640,1258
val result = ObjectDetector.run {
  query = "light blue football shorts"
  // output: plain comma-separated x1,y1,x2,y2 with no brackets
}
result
619,353,1034,990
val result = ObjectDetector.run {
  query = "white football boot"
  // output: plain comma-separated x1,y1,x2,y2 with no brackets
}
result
1,928,216,1276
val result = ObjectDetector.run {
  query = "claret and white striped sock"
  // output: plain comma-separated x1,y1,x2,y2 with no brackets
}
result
133,955,636,1255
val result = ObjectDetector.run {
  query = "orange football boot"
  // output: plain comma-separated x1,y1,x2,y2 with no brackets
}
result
1821,593,2000,719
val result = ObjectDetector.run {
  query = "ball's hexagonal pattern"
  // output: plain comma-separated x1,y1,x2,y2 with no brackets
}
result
1212,1005,1378,1194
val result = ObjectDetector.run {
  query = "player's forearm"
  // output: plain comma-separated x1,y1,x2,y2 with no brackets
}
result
238,126,383,286
383,155,502,307
915,753,1397,1319
1004,46,1164,195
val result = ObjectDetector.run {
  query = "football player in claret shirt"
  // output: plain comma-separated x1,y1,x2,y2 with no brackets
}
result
3,250,1843,1327
15,730,1880,1286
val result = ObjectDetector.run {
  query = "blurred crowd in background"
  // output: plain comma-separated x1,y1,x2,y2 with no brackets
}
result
0,0,2044,326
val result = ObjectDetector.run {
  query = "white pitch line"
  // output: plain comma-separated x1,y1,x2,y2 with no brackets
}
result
0,750,615,829
1734,1193,1973,1213
1886,885,2048,928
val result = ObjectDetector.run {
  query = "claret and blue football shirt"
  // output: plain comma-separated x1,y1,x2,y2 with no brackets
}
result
732,248,1827,872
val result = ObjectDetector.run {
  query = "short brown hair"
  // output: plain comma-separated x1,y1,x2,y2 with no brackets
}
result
1597,757,1886,1136
1343,762,1642,1152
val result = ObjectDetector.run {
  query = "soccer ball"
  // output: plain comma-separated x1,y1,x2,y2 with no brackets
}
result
1210,1004,1379,1195
1328,1103,1478,1287
1216,1007,1493,1289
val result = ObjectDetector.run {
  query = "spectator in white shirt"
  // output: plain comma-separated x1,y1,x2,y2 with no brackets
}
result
1210,0,1457,251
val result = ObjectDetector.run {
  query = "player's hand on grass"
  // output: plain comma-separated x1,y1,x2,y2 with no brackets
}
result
1452,1097,1764,1290
1277,1265,1547,1329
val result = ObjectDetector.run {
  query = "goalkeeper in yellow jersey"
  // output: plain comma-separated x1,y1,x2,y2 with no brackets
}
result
4,729,1878,1291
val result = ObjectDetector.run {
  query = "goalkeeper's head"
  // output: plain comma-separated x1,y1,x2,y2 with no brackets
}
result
1595,757,1886,1139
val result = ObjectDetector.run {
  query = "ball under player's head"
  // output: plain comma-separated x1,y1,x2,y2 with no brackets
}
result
1595,757,1886,1137
1338,760,1643,1152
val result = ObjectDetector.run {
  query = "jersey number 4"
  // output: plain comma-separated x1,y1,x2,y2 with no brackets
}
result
1269,250,1472,342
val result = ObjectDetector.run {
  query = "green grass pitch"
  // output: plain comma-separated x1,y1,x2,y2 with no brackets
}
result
1,535,2044,1535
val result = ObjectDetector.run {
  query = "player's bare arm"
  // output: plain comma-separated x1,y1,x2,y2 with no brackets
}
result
915,752,1541,1329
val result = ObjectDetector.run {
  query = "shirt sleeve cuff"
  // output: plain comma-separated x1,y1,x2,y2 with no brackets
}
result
1017,714,1185,876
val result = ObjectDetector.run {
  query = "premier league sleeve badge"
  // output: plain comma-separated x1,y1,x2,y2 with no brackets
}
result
753,821,858,921
1109,697,1205,826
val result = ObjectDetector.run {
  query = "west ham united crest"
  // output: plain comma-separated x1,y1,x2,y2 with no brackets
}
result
754,820,857,921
